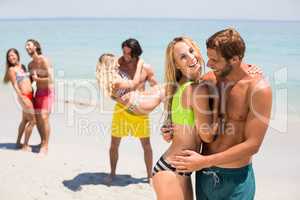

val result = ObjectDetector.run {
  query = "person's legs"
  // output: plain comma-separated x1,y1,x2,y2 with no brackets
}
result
105,136,122,185
153,171,192,200
140,137,153,181
33,88,54,149
36,111,50,155
21,113,35,151
35,112,44,145
16,112,27,149
182,177,194,200
195,170,209,200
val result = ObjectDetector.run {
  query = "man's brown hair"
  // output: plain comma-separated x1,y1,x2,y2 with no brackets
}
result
26,39,42,55
206,28,246,60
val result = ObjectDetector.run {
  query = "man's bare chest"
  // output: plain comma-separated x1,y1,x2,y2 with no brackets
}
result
218,81,250,121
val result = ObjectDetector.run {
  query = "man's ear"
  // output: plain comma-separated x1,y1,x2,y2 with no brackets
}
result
230,55,241,65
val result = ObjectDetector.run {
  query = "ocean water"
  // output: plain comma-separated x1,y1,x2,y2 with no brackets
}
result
0,18,299,117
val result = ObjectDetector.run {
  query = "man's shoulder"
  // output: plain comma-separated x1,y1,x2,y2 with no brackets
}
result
118,57,123,64
28,61,33,68
143,63,153,72
139,62,155,78
38,55,51,67
38,55,47,61
250,76,270,90
247,75,271,103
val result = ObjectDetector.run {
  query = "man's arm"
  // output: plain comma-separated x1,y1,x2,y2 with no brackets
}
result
171,79,272,171
7,69,27,107
205,84,272,166
113,59,144,90
145,64,158,88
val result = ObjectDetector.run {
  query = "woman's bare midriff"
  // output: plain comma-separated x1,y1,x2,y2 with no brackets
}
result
164,125,200,161
18,79,33,94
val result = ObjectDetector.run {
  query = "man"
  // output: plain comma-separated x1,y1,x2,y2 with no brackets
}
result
26,39,54,155
167,28,272,199
105,38,158,184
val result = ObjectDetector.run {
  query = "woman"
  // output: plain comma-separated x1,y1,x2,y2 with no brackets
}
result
96,53,163,114
3,48,35,151
151,37,218,200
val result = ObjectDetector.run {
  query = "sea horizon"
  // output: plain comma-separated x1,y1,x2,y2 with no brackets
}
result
0,17,299,115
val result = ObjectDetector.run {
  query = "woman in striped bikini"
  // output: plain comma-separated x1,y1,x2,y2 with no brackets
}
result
96,53,163,115
151,37,218,200
3,48,35,151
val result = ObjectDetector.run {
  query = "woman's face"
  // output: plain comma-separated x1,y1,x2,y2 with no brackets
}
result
8,51,19,66
173,41,201,80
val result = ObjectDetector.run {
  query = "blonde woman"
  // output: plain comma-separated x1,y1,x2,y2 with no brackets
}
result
3,48,35,151
96,53,162,114
151,37,218,200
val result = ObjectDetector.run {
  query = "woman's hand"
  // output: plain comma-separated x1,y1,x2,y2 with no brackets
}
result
247,64,263,75
160,124,174,143
32,71,38,82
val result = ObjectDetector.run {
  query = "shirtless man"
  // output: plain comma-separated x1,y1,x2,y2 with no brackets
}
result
167,29,272,199
106,38,158,184
25,39,54,155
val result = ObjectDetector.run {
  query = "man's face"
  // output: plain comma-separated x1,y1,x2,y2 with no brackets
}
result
25,41,36,57
207,48,233,78
122,46,132,63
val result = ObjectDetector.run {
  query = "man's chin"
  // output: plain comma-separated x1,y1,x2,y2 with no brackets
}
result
213,70,221,77
27,52,34,57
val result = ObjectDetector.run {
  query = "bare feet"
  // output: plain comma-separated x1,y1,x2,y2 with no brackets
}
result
38,145,48,156
103,174,115,186
15,143,23,149
147,177,153,185
21,144,32,152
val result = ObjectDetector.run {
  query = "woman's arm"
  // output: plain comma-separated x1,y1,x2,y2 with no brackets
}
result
8,69,27,106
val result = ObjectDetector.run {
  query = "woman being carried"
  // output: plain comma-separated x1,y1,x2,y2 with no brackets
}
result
96,53,163,114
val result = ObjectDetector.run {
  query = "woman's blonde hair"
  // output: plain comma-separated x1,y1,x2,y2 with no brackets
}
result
96,53,119,97
164,36,205,121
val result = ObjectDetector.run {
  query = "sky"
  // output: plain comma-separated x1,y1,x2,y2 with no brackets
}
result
0,0,299,21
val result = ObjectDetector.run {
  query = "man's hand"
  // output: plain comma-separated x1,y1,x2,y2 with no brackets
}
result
169,150,209,172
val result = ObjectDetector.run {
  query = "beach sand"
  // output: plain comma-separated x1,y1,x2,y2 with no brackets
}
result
1,81,300,200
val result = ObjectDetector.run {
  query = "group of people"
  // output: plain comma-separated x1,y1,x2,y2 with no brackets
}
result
3,39,54,155
3,28,272,199
96,28,272,200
